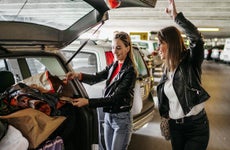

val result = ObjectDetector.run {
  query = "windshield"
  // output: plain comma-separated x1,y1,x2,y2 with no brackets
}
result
0,0,94,30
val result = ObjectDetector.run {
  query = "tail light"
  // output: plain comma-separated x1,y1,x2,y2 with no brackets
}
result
104,0,121,9
105,51,114,65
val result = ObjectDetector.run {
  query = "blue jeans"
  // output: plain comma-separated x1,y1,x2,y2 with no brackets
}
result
104,112,133,150
97,108,106,150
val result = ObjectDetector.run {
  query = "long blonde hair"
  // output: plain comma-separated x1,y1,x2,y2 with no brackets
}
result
113,31,138,76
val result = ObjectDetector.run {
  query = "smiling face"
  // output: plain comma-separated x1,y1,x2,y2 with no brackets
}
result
158,40,168,60
112,38,130,63
112,32,131,63
157,26,187,71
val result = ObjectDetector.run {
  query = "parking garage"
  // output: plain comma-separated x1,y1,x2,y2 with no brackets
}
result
0,0,230,150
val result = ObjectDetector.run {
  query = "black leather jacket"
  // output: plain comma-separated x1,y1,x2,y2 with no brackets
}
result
157,12,210,118
81,57,136,113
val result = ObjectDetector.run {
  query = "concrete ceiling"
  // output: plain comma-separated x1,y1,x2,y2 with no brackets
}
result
102,0,230,39
0,0,229,40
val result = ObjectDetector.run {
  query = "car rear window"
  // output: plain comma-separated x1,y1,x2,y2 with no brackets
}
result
26,58,46,76
61,51,97,74
0,0,94,30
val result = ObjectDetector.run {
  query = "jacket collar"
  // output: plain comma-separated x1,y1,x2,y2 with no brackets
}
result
106,57,132,86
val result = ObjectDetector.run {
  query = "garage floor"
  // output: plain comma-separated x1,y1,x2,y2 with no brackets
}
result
128,61,230,150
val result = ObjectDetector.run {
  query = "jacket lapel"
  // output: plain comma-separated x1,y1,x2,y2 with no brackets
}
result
106,61,118,86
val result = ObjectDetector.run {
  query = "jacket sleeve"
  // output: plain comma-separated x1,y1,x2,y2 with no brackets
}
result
80,65,110,85
175,12,204,70
88,67,136,108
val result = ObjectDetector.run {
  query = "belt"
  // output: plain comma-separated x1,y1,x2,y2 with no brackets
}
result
171,109,206,124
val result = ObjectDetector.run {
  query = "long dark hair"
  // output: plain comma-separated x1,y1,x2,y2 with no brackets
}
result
157,26,186,71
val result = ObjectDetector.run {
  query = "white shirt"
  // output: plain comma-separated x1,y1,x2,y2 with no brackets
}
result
164,71,204,119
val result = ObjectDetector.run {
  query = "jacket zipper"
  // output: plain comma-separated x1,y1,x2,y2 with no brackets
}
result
179,67,190,108
187,86,201,95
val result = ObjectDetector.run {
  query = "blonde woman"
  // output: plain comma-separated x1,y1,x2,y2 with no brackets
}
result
66,31,137,150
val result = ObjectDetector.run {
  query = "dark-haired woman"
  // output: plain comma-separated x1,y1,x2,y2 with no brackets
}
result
157,0,210,150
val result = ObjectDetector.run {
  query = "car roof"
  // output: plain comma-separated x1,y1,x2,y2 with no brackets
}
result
0,0,156,52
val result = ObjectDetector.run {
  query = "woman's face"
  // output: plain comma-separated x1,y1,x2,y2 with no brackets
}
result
158,40,168,60
112,39,130,63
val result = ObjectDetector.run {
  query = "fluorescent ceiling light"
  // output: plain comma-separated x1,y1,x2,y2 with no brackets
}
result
198,28,219,32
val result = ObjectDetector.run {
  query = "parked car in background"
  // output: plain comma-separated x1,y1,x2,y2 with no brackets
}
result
61,40,155,130
220,38,230,63
0,0,156,149
132,40,157,53
210,45,224,61
204,45,224,61
132,40,163,69
204,48,210,60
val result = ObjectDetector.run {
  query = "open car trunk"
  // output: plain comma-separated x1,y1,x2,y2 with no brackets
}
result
0,51,99,150
0,0,157,51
